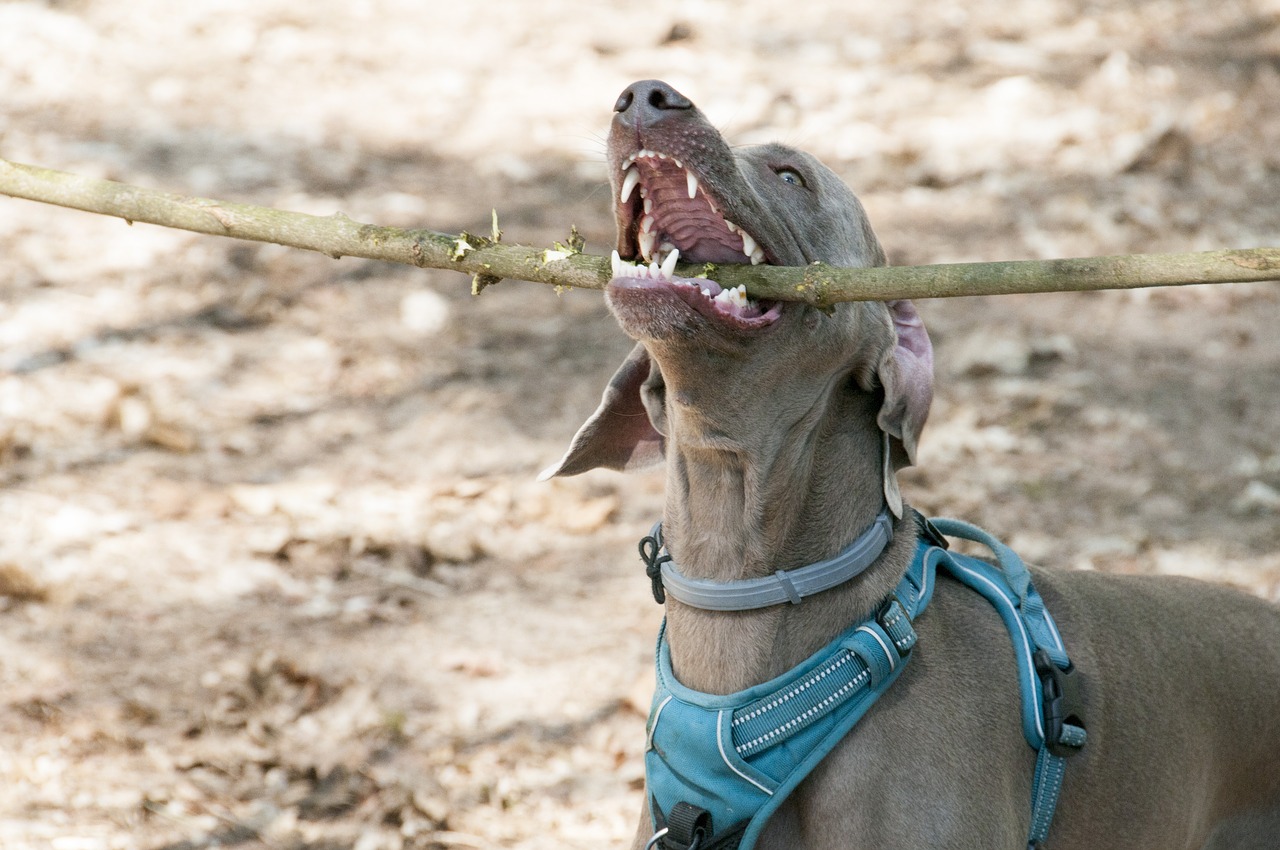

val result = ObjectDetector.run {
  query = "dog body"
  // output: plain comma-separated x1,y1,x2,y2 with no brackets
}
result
544,80,1280,849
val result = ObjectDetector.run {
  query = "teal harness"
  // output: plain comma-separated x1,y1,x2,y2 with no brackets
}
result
640,515,1086,850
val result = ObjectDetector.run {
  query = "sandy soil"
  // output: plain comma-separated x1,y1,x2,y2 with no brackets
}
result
2,1,1279,848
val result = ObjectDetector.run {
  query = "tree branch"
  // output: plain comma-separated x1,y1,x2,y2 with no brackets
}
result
2,156,1277,305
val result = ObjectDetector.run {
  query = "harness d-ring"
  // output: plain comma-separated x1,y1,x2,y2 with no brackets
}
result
644,828,669,850
645,826,706,850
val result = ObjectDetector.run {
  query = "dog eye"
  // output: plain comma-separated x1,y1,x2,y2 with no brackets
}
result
775,168,806,188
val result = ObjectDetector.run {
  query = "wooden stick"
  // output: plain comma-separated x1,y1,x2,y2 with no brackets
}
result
3,156,1277,305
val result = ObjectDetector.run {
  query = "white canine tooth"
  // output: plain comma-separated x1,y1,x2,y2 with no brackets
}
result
739,230,758,259
611,249,640,278
686,170,699,199
637,228,656,261
660,248,679,278
620,167,641,204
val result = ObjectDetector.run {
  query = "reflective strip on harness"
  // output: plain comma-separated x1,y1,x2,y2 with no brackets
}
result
730,606,910,758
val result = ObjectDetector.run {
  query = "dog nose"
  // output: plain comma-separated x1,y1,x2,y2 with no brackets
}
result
613,79,693,129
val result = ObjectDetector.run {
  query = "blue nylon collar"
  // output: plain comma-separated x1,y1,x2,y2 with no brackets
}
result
649,509,895,611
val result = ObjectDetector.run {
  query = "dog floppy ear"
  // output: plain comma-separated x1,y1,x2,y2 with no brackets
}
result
874,300,934,514
538,344,666,479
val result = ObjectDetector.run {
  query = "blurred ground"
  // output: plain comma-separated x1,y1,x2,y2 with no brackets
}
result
1,1,1279,848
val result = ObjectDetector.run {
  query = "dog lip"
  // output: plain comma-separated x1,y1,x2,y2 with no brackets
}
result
607,274,785,336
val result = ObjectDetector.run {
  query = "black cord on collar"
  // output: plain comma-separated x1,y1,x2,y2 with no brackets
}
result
639,528,671,604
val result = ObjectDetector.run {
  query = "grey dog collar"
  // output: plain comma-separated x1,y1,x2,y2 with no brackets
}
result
650,509,894,611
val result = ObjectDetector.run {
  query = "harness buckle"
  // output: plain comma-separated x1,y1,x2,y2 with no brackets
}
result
1034,649,1086,758
915,510,950,550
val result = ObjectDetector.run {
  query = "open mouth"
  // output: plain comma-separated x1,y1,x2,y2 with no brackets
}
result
610,148,782,330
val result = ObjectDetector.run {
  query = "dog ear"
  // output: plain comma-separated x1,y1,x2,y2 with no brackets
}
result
874,300,933,511
538,344,666,479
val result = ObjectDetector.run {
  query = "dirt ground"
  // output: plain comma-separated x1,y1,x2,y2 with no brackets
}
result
2,1,1279,848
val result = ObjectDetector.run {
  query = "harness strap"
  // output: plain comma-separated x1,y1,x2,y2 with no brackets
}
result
731,599,915,758
930,518,1070,668
927,518,1087,849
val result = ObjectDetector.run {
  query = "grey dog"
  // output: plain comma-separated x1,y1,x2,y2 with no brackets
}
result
543,80,1280,849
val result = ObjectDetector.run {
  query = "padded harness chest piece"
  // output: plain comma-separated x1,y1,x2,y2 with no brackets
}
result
639,514,1086,850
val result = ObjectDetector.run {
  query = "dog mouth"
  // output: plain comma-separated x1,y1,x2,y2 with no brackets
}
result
609,148,783,331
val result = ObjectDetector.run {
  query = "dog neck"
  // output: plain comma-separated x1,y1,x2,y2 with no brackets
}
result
659,386,917,695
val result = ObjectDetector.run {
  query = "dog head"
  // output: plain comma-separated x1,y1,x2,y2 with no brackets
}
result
542,81,932,516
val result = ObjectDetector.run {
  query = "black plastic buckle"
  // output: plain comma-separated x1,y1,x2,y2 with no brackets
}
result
666,802,711,850
915,511,950,550
1034,649,1086,758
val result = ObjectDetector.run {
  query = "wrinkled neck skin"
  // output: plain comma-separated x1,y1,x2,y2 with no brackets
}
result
656,355,917,696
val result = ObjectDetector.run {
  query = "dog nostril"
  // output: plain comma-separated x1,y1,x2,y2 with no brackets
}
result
614,91,634,113
648,85,691,111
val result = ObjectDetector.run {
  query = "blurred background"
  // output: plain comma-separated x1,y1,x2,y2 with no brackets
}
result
1,1,1278,848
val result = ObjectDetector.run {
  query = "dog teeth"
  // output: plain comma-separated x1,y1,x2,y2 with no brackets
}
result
611,249,631,278
713,285,746,307
660,247,680,278
624,148,698,200
725,221,767,265
637,228,656,262
609,246,682,282
620,167,641,204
